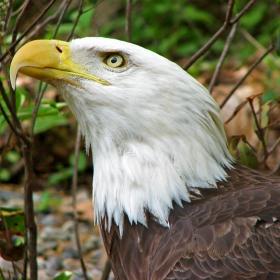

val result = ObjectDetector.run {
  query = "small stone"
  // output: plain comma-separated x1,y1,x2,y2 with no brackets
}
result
76,189,90,201
62,247,80,259
37,241,58,255
45,256,63,276
62,220,75,232
83,235,101,252
39,214,62,226
40,226,69,241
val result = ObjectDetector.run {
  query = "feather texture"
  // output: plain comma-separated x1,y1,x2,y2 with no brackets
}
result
100,163,280,279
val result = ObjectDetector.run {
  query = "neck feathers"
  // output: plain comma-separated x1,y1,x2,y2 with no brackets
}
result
60,64,233,235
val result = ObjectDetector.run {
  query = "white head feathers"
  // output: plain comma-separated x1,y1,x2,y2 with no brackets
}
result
54,37,233,234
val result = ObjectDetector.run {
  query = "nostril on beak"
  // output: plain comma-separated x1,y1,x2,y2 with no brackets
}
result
55,45,62,53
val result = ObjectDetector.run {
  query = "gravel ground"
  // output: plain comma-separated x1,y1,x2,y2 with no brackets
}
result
0,185,115,280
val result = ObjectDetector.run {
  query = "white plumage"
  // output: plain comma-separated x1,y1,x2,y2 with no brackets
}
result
49,37,233,233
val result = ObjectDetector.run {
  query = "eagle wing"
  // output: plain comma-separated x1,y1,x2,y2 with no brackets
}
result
101,163,280,280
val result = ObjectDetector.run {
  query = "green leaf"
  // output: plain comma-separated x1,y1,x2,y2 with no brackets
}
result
183,5,215,24
69,151,87,172
229,135,259,169
13,236,24,246
0,168,11,181
0,208,25,235
262,90,278,103
53,271,74,280
239,3,267,30
37,190,51,212
34,114,68,134
48,167,73,185
6,151,21,163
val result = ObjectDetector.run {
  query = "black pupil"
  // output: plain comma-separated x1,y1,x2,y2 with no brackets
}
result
111,57,118,64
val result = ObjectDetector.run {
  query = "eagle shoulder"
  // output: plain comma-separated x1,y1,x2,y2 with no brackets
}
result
101,163,280,280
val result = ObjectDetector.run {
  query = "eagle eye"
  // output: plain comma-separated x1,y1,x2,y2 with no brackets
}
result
104,54,125,68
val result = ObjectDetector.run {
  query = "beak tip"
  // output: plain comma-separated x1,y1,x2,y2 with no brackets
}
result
10,67,17,90
11,76,16,90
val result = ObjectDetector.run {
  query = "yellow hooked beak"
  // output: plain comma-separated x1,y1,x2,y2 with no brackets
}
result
10,40,109,90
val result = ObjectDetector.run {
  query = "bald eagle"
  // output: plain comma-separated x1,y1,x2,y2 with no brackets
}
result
10,38,280,280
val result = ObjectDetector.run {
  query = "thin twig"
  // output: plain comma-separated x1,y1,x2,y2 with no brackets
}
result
101,258,112,280
241,28,280,67
1,0,13,43
0,131,12,167
230,0,256,24
183,0,256,70
11,0,31,45
264,120,280,130
248,98,269,160
52,0,72,39
22,0,69,45
29,83,45,138
72,125,90,280
67,0,84,41
268,136,280,156
0,80,30,145
125,0,133,42
0,0,57,61
0,102,18,138
271,161,280,175
208,22,238,93
21,142,37,280
183,0,235,69
241,134,257,153
220,44,275,109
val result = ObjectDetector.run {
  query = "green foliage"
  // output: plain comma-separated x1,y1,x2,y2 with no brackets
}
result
0,207,25,237
262,90,278,104
48,151,87,186
36,190,62,212
0,150,20,181
0,83,68,134
45,2,97,39
53,271,74,280
229,135,259,169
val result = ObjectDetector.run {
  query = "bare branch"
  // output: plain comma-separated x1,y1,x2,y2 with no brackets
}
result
241,28,280,67
230,0,256,24
21,143,37,280
0,80,30,145
101,258,112,280
271,160,280,175
72,126,90,280
23,0,70,44
29,83,45,138
220,44,275,109
11,0,31,44
52,0,73,39
0,0,57,61
224,0,235,23
183,0,257,70
208,22,238,93
126,0,133,42
67,0,84,41
268,136,280,156
183,0,235,70
248,97,269,162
